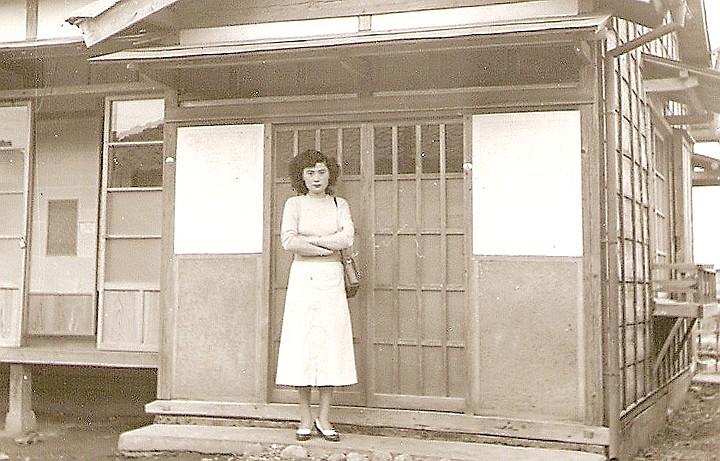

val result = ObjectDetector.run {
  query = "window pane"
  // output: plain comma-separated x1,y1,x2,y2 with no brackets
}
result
0,149,24,191
0,105,29,192
421,124,440,174
47,199,78,256
374,126,392,175
398,126,416,174
0,195,23,235
105,239,161,285
341,128,361,175
298,129,316,153
107,190,162,236
108,145,163,188
445,123,464,173
275,130,294,179
320,129,338,158
110,99,164,142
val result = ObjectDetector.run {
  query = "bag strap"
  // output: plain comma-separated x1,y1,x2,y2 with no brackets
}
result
333,197,350,260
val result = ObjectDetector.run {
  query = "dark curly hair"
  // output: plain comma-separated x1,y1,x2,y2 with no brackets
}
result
288,149,340,195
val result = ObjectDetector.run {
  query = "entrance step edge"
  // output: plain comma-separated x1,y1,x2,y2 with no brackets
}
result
118,424,606,461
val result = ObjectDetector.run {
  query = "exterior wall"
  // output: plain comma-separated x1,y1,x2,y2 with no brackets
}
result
28,114,101,336
0,0,27,42
37,0,86,39
618,370,692,461
0,0,85,42
170,255,264,402
473,257,584,421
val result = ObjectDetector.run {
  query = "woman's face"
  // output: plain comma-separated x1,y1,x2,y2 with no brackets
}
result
303,162,330,196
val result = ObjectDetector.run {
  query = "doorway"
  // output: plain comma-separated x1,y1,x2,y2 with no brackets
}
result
270,119,467,412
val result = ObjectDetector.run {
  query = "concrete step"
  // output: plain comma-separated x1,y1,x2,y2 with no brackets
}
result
119,424,605,461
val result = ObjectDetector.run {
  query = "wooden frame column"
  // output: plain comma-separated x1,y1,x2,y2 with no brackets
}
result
4,364,37,435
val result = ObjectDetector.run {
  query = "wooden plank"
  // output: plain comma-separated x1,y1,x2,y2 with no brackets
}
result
144,399,610,447
27,294,95,336
158,92,178,399
653,299,702,318
0,347,158,368
644,76,699,93
72,0,181,47
653,279,698,292
0,83,167,100
5,364,36,435
176,0,565,30
167,84,593,124
581,99,604,425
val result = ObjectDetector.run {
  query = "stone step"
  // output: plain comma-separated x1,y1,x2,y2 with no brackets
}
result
119,424,605,461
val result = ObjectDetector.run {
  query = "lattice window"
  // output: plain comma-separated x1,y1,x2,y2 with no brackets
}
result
612,18,689,413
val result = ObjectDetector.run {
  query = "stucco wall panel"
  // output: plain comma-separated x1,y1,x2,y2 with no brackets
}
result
173,255,263,401
474,257,584,421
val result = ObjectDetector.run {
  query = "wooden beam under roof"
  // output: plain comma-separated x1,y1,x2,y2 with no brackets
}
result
68,0,181,47
644,75,699,93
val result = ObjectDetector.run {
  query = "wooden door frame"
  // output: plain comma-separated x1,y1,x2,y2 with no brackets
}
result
267,117,470,411
0,100,34,347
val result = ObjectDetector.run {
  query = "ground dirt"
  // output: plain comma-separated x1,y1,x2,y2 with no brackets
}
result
2,382,720,461
635,381,720,461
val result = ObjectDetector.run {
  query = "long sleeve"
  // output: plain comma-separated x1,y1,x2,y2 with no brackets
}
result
280,195,354,253
313,197,354,250
280,197,302,251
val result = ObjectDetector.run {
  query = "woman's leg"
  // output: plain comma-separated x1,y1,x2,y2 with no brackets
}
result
317,386,335,428
297,386,313,430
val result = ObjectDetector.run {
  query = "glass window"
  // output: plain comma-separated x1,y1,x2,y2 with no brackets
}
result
47,199,78,256
108,145,163,188
110,99,164,143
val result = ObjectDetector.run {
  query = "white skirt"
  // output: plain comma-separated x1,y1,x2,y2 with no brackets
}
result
275,259,357,387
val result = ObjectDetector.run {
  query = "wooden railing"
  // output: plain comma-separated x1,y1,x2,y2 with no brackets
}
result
652,264,718,319
652,264,719,375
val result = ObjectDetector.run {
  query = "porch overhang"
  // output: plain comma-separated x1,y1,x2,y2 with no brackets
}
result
80,14,610,103
642,53,720,143
88,14,612,65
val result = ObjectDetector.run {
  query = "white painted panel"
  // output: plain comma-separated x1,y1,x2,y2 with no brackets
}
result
373,0,578,31
175,124,265,254
37,0,86,39
181,17,357,45
0,0,27,42
472,111,582,256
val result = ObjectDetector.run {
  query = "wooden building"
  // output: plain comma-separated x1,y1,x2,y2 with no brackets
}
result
2,1,720,459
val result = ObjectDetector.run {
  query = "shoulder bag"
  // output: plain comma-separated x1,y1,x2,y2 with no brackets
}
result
334,197,360,298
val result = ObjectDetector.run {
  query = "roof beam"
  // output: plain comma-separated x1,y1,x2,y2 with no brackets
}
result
69,0,180,47
666,113,715,126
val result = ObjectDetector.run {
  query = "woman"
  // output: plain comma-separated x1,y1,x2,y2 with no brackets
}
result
276,149,357,442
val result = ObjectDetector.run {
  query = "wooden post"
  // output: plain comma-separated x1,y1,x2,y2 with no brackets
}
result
4,364,37,435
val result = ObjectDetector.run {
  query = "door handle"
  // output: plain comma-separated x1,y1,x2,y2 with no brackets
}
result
18,236,26,249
